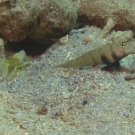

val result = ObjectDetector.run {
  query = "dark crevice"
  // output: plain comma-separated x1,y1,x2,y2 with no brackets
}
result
4,38,54,57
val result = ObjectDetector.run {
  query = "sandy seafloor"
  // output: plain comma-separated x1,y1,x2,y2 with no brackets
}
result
1,26,135,135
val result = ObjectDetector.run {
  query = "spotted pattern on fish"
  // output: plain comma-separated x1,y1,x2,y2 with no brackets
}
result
56,31,135,68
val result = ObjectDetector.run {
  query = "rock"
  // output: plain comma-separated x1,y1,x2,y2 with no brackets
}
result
0,0,77,43
0,0,37,42
78,0,135,33
30,0,77,43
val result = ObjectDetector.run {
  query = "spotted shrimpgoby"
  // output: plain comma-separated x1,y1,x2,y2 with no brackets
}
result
55,31,135,68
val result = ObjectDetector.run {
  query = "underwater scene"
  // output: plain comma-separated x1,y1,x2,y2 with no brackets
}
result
0,0,135,135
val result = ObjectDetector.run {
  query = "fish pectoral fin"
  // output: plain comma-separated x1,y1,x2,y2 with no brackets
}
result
101,61,122,72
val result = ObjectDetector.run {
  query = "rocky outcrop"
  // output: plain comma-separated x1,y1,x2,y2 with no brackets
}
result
2,0,135,45
0,0,77,43
78,0,135,33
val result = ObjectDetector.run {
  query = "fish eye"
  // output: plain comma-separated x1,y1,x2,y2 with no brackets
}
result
121,42,125,46
121,40,129,47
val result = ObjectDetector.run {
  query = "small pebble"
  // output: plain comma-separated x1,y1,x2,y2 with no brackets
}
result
83,100,88,105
